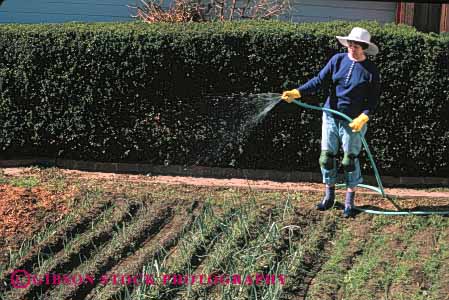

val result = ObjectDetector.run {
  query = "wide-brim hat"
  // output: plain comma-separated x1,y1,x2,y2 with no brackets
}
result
336,27,379,56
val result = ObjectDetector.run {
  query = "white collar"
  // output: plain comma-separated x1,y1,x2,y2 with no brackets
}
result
347,53,366,62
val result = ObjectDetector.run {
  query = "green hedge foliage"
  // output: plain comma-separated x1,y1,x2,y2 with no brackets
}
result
0,20,448,177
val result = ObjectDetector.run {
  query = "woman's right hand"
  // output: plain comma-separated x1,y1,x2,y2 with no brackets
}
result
281,89,301,103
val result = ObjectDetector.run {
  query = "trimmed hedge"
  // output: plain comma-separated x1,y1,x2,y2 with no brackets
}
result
0,20,448,177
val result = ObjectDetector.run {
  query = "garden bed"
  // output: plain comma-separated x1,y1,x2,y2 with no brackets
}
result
0,167,448,300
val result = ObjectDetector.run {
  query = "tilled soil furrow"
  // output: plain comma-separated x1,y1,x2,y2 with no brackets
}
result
278,211,338,300
182,204,275,300
292,231,337,300
0,195,114,292
431,230,449,300
305,214,375,300
47,203,174,300
86,201,203,300
5,200,142,300
206,204,292,300
331,218,409,300
130,203,239,300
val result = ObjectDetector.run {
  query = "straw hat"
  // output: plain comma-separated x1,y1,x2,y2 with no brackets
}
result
336,27,379,56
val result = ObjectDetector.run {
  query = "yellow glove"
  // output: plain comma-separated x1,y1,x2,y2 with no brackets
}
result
281,89,301,103
349,113,369,132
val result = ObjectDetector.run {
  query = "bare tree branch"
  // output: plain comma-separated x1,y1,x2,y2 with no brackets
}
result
130,0,288,23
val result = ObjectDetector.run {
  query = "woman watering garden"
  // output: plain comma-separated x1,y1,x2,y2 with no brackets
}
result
281,27,381,218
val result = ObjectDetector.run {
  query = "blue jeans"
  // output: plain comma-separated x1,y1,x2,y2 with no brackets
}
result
321,112,367,188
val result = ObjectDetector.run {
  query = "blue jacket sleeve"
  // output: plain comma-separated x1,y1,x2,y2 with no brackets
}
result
362,70,380,116
297,56,334,95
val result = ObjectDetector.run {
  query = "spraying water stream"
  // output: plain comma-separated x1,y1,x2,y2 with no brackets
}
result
247,93,283,127
197,93,284,167
155,92,315,170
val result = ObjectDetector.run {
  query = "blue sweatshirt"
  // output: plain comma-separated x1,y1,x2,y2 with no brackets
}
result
298,53,380,119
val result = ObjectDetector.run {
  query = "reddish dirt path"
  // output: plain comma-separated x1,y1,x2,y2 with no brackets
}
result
0,183,72,265
0,184,69,238
3,168,449,200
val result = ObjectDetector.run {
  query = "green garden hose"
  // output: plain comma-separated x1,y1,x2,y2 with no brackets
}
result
286,98,449,216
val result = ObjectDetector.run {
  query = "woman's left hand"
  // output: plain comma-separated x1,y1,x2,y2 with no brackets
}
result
349,113,369,132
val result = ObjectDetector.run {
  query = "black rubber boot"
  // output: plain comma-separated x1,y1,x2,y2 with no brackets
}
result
343,191,356,218
316,186,335,211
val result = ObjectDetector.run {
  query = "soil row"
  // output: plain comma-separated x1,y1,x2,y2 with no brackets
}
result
0,194,115,291
5,199,142,300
